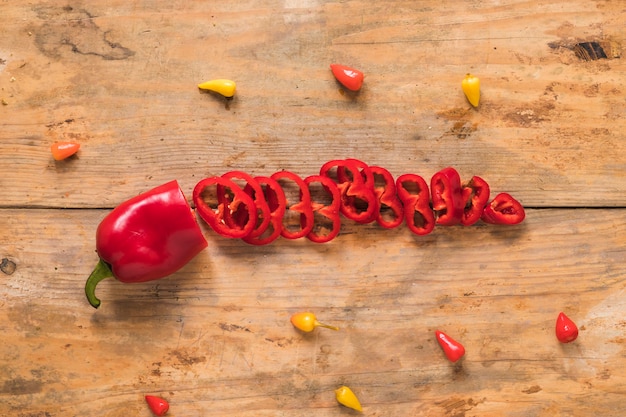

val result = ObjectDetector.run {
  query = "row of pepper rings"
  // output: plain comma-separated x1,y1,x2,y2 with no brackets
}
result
192,158,525,245
198,64,482,108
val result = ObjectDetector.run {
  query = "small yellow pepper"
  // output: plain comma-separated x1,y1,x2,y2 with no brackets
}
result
335,385,363,412
290,312,339,332
461,73,480,107
197,79,237,98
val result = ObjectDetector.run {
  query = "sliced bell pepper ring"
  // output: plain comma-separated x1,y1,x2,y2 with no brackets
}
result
481,192,526,225
370,165,404,229
320,159,378,224
193,176,256,238
396,174,435,236
221,170,272,239
270,170,314,239
242,176,287,246
303,175,342,243
430,167,465,226
460,175,490,226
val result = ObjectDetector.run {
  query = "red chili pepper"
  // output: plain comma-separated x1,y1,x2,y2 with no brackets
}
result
481,192,526,225
370,165,404,229
304,175,342,243
84,180,208,308
435,330,465,363
320,159,378,224
193,176,257,238
270,170,314,239
145,395,169,416
396,174,435,236
242,176,287,246
555,312,579,343
330,64,364,92
221,171,271,239
460,176,490,226
431,167,465,226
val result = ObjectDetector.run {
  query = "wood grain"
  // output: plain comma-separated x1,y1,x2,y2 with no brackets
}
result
1,0,625,416
1,208,625,416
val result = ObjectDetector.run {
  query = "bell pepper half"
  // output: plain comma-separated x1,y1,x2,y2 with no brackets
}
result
396,173,435,236
84,180,208,308
304,175,342,243
193,176,257,239
481,192,526,225
431,167,465,226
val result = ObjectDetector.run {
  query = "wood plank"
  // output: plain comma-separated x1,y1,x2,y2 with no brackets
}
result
1,0,625,208
1,208,625,415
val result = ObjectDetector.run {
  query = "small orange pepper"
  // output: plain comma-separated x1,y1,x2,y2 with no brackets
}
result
335,385,363,412
290,312,338,332
50,141,80,161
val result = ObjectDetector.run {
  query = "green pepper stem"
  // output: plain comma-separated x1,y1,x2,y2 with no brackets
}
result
85,259,113,309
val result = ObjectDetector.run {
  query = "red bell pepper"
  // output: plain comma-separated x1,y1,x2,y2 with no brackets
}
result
460,176,490,226
242,176,287,246
221,171,271,239
396,174,435,236
370,165,404,229
84,180,208,308
270,170,314,239
481,192,525,225
304,175,342,243
193,176,257,238
435,330,465,363
431,167,464,226
320,159,378,224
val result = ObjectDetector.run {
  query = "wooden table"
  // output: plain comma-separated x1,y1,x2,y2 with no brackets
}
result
1,1,625,415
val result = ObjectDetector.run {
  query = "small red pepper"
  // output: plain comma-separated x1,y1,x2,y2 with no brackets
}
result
555,312,579,343
270,170,314,239
145,395,169,416
481,192,526,225
460,176,490,226
304,175,342,243
330,64,364,92
193,176,257,238
320,159,378,224
221,171,271,239
396,174,435,236
242,176,287,246
84,180,208,308
370,165,404,229
435,330,465,363
431,167,465,226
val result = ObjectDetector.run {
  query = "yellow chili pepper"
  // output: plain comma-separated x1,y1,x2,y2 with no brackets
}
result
335,385,363,412
290,312,339,332
461,73,480,107
197,79,237,98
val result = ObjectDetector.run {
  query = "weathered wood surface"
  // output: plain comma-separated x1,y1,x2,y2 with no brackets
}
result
1,0,625,416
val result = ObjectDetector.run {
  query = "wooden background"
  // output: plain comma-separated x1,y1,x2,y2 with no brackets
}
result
1,1,625,416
